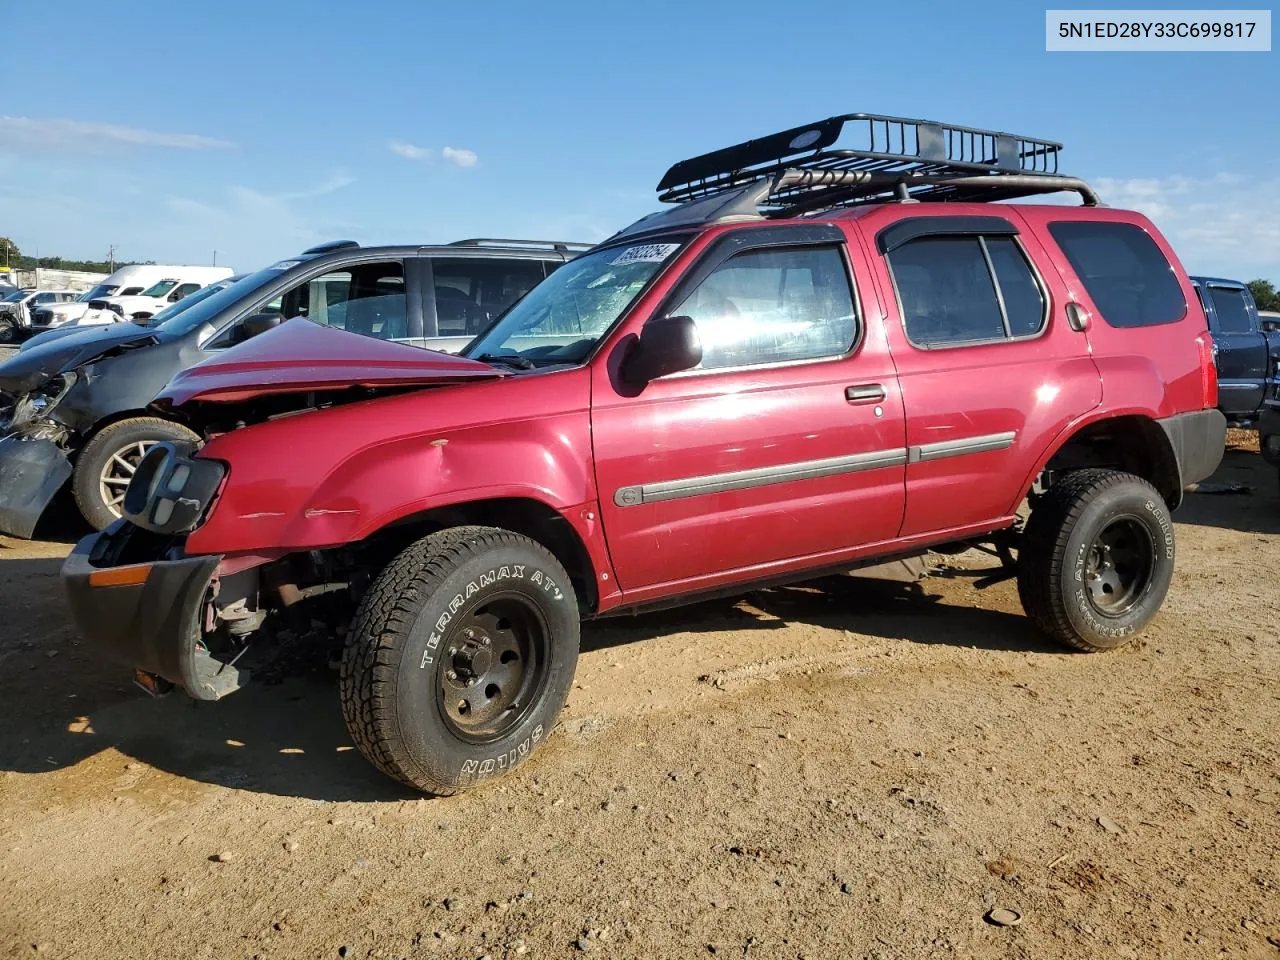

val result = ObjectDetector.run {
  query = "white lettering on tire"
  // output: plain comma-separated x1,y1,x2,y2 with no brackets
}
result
419,565,561,668
458,724,545,780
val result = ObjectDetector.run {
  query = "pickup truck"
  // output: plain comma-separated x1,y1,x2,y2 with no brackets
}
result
61,113,1226,795
1189,277,1280,424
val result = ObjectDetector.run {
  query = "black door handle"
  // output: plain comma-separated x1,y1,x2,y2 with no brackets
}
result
845,383,886,404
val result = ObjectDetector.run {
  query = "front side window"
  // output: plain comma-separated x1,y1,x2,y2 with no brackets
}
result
888,236,1046,346
170,282,201,302
670,246,857,370
1208,286,1253,334
141,280,179,298
464,240,685,366
431,258,548,336
1048,221,1185,328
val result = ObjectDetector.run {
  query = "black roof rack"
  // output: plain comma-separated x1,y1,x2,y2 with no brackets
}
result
656,113,1099,213
449,238,594,254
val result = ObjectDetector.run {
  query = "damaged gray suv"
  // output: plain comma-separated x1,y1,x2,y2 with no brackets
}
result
0,238,584,535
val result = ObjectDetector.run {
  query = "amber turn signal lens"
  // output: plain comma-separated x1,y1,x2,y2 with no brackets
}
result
87,564,153,588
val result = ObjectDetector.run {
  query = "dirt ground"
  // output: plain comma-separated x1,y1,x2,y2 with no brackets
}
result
1,427,1277,960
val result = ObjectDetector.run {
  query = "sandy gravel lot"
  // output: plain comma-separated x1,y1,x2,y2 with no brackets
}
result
0,426,1277,960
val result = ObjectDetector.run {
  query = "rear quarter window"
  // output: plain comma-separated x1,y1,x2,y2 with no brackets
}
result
1048,221,1186,328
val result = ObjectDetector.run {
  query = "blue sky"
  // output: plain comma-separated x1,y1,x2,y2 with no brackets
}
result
3,0,1276,280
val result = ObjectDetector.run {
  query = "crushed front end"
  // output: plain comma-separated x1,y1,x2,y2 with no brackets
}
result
61,441,367,700
0,374,77,537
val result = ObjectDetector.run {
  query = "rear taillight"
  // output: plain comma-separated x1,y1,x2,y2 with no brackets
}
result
1196,335,1218,409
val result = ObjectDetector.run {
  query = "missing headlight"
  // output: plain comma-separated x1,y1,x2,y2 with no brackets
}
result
6,373,76,432
124,441,227,534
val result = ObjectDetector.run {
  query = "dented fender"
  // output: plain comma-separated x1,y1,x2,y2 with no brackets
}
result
185,369,602,557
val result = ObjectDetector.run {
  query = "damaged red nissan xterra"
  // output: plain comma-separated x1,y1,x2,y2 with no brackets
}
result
63,114,1227,794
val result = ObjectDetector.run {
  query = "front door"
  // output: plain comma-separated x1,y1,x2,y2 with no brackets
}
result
591,225,907,597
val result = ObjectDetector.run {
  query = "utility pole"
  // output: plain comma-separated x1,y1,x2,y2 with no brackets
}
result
213,250,217,266
108,244,117,273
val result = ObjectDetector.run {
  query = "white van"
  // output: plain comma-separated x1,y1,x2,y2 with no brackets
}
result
66,265,234,326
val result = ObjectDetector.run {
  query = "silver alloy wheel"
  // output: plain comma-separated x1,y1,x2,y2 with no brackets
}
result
98,440,155,518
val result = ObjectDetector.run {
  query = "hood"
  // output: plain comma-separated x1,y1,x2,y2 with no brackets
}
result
157,316,506,407
103,294,161,310
0,323,159,394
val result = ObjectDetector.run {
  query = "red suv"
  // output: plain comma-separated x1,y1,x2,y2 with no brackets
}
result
63,114,1226,794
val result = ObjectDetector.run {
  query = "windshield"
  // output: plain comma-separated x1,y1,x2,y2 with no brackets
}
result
2,290,25,303
80,284,118,301
140,280,178,297
148,267,286,335
138,280,230,326
463,240,685,366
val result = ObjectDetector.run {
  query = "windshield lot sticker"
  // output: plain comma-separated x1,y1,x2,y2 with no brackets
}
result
610,243,679,266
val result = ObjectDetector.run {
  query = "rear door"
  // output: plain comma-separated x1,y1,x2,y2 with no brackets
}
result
1202,282,1267,417
856,209,1101,537
591,224,907,598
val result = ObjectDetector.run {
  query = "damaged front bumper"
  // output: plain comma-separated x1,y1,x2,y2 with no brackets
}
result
61,522,246,700
0,431,73,538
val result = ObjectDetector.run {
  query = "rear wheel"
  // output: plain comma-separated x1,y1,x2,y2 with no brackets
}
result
1017,469,1174,652
340,526,580,795
72,417,200,530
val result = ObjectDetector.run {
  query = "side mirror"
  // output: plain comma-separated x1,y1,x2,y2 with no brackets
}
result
168,290,184,302
621,315,702,385
237,312,283,342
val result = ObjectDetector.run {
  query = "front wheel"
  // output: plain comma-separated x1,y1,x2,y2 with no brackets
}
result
0,317,18,344
340,526,580,795
72,417,200,530
1017,469,1174,652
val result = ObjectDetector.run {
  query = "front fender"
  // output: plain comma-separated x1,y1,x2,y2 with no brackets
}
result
185,371,597,555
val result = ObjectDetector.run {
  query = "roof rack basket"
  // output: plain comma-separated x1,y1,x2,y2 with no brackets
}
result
656,113,1098,212
449,238,595,253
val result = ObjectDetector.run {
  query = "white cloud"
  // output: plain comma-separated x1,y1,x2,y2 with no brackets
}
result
388,140,478,168
0,116,233,152
1093,173,1280,277
388,140,431,160
441,146,478,168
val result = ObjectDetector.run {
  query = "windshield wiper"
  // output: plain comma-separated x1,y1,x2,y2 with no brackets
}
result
473,352,534,370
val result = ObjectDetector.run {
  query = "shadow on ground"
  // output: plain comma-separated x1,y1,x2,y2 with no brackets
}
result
1175,447,1280,535
0,546,1052,801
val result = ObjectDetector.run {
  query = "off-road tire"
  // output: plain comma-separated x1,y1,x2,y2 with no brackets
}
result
1017,469,1174,652
72,417,199,531
340,526,580,795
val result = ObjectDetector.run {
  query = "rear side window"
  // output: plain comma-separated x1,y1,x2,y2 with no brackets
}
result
887,236,1046,347
1207,286,1253,334
1048,221,1186,328
431,258,547,336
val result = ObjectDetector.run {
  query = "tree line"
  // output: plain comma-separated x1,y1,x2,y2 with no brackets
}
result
0,236,148,275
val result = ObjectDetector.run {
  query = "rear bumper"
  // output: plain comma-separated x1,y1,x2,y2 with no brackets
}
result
1260,402,1280,465
0,434,73,538
1158,408,1227,489
61,524,243,700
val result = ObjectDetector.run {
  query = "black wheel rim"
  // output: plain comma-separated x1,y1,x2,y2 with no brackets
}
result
436,593,549,744
1084,516,1156,618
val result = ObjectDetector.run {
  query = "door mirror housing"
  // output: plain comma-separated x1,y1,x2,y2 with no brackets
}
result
237,312,283,342
621,315,702,385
